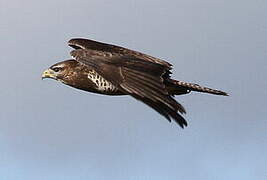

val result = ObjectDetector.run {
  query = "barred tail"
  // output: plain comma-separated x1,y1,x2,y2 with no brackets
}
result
169,79,228,96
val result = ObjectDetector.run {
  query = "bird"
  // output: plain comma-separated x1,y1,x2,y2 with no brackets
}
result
42,38,228,128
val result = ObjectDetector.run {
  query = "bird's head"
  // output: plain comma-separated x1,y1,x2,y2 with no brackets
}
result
42,59,78,83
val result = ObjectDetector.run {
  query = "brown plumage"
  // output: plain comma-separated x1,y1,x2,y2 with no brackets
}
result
42,38,228,128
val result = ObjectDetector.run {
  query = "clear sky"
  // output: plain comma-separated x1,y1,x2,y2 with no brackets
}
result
1,0,266,179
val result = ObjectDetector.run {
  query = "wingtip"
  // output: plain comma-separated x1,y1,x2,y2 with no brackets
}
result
68,38,89,49
179,122,188,129
181,119,188,128
172,112,188,128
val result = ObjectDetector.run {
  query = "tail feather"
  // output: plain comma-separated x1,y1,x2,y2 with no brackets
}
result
170,79,228,96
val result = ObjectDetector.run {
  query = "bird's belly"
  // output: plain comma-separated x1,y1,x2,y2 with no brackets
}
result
87,70,123,95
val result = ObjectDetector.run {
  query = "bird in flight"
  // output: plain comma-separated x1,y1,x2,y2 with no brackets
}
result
42,38,228,128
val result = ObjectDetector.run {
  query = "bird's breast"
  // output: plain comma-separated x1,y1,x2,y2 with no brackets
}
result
87,70,119,94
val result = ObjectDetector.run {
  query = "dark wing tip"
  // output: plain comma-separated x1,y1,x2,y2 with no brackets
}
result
170,111,188,128
178,118,188,129
68,38,88,49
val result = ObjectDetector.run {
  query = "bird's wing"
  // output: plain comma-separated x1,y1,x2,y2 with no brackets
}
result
71,49,187,128
68,38,172,67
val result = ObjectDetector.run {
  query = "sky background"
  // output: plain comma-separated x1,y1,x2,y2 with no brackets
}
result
1,0,267,179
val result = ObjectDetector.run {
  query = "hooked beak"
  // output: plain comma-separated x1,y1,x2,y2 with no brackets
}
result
42,69,56,80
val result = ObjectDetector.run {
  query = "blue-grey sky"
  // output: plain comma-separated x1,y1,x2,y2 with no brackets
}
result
1,0,267,179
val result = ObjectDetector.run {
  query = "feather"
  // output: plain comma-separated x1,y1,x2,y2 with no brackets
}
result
170,79,228,96
122,69,186,114
68,38,172,67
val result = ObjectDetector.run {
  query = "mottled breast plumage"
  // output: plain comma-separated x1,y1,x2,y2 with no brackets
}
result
87,69,118,94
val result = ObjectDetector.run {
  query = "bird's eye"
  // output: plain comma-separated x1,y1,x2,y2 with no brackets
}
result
53,67,61,72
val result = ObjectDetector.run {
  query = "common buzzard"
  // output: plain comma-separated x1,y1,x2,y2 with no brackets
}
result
42,38,228,128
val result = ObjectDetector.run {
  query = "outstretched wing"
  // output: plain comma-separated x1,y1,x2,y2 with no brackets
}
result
68,38,172,67
71,49,188,128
